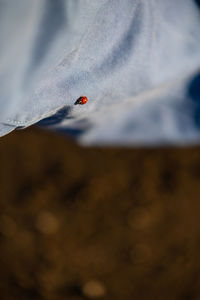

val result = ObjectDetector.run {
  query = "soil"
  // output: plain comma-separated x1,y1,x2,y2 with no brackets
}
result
0,127,200,300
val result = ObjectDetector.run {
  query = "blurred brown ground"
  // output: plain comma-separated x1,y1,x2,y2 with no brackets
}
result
0,127,200,300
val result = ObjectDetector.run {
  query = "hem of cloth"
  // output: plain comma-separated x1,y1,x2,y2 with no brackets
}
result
0,123,16,137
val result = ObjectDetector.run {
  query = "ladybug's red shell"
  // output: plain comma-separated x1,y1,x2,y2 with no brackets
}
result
75,96,88,105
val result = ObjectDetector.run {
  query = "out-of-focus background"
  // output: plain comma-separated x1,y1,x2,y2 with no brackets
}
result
1,127,200,300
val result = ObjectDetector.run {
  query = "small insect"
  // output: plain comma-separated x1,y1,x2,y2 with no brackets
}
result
75,96,88,105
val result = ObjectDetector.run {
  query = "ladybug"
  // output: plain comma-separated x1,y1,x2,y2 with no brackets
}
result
75,96,88,105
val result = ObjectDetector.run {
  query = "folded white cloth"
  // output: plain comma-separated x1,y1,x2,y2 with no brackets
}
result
1,0,200,145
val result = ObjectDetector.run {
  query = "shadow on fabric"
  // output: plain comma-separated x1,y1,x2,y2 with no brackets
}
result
188,72,200,129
